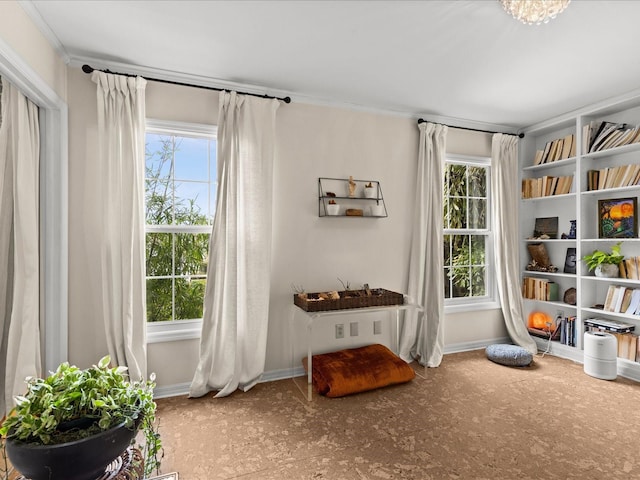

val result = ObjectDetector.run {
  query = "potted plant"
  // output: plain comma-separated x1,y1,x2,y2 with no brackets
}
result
326,199,340,216
363,182,377,199
0,356,161,480
583,242,624,278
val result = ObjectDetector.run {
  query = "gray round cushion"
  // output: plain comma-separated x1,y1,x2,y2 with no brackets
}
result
486,344,533,367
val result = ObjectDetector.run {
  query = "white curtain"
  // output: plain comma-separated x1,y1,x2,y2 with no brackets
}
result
400,122,447,367
0,77,41,415
491,134,537,354
91,71,147,380
190,91,279,398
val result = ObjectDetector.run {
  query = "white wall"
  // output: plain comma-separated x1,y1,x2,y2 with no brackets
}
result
66,66,507,390
0,1,66,101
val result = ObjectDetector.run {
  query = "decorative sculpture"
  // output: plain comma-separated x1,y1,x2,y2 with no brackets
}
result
348,176,357,197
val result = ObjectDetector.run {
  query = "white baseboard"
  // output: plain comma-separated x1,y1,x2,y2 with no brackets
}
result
443,336,512,354
153,337,640,399
153,382,191,399
152,339,512,399
532,336,640,382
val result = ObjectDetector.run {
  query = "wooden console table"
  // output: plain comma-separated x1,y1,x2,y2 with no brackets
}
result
290,301,421,400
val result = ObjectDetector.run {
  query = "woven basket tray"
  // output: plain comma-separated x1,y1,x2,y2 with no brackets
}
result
294,288,404,312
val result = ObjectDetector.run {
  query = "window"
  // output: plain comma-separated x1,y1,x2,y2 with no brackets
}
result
443,154,495,307
145,120,217,341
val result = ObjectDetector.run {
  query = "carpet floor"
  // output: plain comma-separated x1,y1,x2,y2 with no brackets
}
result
154,349,640,480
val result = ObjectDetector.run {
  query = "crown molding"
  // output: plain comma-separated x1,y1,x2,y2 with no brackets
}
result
69,55,518,135
18,0,70,64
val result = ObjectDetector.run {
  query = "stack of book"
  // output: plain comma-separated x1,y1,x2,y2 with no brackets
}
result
583,120,640,153
532,134,576,165
586,164,640,191
557,316,577,347
602,285,640,315
617,257,640,280
521,174,574,198
522,277,559,301
529,314,576,346
584,318,638,362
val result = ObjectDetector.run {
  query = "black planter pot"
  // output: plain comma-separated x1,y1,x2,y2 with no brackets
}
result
6,420,139,480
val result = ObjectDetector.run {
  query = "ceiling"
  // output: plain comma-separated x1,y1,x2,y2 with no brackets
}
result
24,0,640,130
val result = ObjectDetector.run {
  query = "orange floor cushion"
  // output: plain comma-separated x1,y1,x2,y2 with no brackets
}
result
302,343,415,397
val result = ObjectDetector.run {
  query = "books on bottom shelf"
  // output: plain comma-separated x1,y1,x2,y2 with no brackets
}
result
603,285,640,315
529,315,576,347
557,316,576,347
586,326,639,362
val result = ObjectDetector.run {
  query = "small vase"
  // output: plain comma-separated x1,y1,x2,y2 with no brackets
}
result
326,204,340,216
364,187,377,199
369,205,385,217
595,263,619,278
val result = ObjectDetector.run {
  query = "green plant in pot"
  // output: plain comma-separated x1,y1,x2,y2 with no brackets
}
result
583,242,624,278
0,356,162,480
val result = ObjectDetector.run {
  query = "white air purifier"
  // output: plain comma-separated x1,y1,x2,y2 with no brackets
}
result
583,331,617,380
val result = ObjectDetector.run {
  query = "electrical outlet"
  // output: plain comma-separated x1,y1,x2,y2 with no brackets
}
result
350,322,358,336
373,320,382,335
335,324,344,339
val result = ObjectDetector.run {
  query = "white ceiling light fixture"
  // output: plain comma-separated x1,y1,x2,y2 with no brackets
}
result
499,0,571,25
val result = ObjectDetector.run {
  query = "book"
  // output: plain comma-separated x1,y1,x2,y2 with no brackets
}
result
587,120,605,151
619,259,627,279
614,286,627,313
583,317,636,333
627,335,638,361
604,285,617,311
625,289,640,314
547,140,560,162
533,149,544,166
560,134,574,159
590,122,626,152
620,288,634,313
625,257,638,280
541,141,553,164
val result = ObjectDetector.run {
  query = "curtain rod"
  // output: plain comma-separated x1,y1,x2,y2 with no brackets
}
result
82,64,291,104
417,118,524,138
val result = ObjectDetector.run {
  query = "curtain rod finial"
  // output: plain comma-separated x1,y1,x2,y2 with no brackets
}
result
283,96,291,104
81,64,94,74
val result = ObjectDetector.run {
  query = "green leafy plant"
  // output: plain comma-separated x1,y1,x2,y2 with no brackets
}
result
583,242,624,271
0,356,162,477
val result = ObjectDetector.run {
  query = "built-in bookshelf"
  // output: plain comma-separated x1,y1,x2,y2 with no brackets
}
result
520,91,640,381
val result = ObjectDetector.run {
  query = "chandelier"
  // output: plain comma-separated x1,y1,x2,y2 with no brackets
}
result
499,0,571,25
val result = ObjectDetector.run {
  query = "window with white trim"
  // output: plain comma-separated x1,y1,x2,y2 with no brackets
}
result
145,120,217,341
443,155,495,305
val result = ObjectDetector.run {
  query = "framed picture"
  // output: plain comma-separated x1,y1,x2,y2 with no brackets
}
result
533,216,558,239
563,247,577,274
598,197,638,238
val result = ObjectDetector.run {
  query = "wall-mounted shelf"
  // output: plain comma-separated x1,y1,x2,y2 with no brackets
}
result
318,177,388,217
